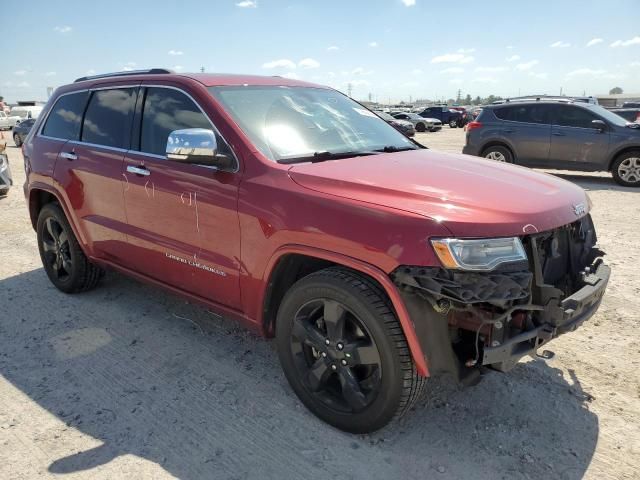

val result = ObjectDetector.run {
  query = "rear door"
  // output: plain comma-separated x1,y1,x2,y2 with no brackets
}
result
494,104,552,166
121,85,242,309
54,85,137,260
549,105,610,170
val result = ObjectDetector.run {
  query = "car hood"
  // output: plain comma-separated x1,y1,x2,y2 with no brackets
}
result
288,149,590,237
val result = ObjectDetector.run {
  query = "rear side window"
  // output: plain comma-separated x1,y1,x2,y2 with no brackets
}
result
553,106,598,129
494,105,550,124
81,88,137,149
140,87,234,159
42,91,88,140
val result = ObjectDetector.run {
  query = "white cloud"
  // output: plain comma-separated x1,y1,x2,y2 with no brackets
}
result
506,55,521,62
121,61,136,72
431,53,474,64
173,65,184,72
631,61,640,67
86,69,96,76
412,68,423,75
298,58,320,69
351,67,373,75
506,45,514,49
566,68,606,77
586,38,603,47
327,71,336,78
475,66,508,73
236,0,257,7
17,81,30,88
327,45,339,51
14,70,27,76
282,72,300,80
54,26,72,33
449,78,463,85
529,72,549,80
45,71,57,77
440,67,464,74
262,59,296,69
401,0,416,6
349,79,371,87
168,49,183,56
368,41,378,47
515,60,539,71
550,41,571,48
610,36,640,47
457,48,476,54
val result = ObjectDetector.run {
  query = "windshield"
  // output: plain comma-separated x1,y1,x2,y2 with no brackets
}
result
209,86,416,162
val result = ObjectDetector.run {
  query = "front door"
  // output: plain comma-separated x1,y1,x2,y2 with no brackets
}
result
121,86,242,309
495,104,552,166
549,105,610,169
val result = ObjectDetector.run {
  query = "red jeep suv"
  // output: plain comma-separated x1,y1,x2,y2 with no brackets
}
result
22,69,610,433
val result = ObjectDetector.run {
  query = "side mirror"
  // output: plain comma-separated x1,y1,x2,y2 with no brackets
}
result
591,119,607,132
166,128,234,170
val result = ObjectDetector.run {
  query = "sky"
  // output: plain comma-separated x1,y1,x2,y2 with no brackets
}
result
2,0,639,104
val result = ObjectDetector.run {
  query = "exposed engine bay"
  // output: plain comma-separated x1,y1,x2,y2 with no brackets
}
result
392,214,610,382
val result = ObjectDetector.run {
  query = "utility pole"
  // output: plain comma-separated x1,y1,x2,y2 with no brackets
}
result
347,83,353,98
200,66,205,73
368,92,372,102
456,89,462,103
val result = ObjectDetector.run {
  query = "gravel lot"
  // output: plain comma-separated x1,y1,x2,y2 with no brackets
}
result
0,127,638,479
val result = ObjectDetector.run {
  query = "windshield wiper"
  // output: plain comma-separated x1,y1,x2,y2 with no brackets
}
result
374,145,418,153
277,150,379,164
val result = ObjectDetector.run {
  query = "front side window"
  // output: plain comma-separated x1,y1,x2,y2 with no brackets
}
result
209,85,415,162
42,91,88,140
81,88,137,149
553,106,598,129
140,87,234,161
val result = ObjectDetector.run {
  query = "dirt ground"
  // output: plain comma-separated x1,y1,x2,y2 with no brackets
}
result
0,127,638,480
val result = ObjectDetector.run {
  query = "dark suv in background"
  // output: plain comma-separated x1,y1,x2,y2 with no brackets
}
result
463,100,640,187
419,106,463,128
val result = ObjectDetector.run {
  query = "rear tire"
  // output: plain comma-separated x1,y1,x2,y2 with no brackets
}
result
482,145,513,163
416,123,426,132
276,267,426,433
448,119,457,128
36,203,104,293
611,151,640,187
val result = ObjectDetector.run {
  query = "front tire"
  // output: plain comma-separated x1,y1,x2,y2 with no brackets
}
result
37,203,104,293
416,123,426,132
611,151,640,187
448,119,457,128
13,133,22,147
276,267,426,433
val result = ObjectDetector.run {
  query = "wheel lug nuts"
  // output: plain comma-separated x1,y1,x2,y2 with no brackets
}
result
336,342,344,350
321,352,327,358
324,339,330,345
331,364,337,371
341,359,348,366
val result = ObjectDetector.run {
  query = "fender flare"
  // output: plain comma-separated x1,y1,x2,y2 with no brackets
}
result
260,244,430,377
27,183,90,256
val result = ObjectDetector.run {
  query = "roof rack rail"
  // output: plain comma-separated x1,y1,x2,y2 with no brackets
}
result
74,68,174,83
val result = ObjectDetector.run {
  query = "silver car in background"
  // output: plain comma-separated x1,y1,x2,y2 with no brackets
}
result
391,112,442,132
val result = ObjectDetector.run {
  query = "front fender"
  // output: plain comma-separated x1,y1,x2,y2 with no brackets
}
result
259,244,430,377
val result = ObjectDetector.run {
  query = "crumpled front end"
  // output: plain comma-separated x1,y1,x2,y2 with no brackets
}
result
392,214,610,382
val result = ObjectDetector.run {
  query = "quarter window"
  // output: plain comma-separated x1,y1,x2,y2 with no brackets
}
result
81,88,137,149
42,91,88,140
140,87,234,161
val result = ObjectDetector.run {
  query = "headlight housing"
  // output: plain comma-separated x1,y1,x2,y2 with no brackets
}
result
431,237,527,271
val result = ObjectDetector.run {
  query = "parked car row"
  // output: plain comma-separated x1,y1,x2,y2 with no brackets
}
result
0,105,43,130
463,99,640,187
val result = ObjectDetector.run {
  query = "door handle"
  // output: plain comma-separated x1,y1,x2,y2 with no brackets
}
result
503,129,515,134
60,152,77,161
552,132,566,137
126,165,151,176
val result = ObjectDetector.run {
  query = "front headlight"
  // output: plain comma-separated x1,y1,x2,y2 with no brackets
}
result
431,237,527,271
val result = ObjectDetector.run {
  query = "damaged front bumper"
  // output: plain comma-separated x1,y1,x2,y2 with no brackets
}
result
392,215,610,380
